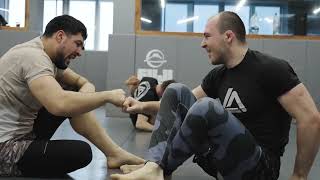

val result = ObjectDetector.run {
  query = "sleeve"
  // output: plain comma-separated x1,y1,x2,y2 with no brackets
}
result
201,67,220,98
260,59,300,98
22,52,55,84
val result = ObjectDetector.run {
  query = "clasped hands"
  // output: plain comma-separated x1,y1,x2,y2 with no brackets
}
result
108,89,143,114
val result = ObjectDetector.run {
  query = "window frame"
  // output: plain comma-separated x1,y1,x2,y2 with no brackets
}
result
0,0,30,32
135,0,320,40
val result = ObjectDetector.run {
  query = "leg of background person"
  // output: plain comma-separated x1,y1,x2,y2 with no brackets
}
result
135,114,154,132
69,111,145,168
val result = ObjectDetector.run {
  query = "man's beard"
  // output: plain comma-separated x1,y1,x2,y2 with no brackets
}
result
54,50,68,70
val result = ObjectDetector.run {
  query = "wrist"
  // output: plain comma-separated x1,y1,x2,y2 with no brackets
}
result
103,91,113,103
291,173,307,180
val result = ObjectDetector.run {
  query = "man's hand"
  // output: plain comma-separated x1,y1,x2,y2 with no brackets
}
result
122,97,143,114
108,89,126,107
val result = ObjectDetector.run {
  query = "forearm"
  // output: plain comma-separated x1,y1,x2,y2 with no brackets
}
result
54,90,113,116
293,116,320,177
142,101,160,115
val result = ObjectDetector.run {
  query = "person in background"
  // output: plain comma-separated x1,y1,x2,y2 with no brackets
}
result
125,75,175,131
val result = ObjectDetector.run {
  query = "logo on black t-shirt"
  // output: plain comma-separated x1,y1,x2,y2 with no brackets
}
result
134,81,151,100
222,88,247,113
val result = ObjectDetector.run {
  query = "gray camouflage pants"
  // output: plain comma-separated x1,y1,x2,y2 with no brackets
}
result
147,83,273,180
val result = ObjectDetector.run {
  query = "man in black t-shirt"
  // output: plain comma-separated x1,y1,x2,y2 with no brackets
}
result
125,76,175,131
112,11,320,180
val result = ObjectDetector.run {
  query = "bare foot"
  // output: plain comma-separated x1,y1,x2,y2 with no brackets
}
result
107,148,145,169
110,162,164,180
120,164,144,174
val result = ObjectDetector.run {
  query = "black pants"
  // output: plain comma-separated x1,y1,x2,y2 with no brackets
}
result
17,108,92,177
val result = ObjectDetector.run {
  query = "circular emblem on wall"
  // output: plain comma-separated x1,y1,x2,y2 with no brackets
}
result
144,49,167,68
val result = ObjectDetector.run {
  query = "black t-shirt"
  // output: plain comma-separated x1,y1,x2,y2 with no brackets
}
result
201,49,300,156
130,77,160,126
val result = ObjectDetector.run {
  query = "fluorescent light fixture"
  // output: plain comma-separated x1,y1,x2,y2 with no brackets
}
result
141,17,152,23
177,16,199,24
313,7,320,14
0,8,9,12
160,0,165,9
235,0,247,12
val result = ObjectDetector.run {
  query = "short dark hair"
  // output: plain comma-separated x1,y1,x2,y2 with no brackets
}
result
217,11,246,43
160,80,176,91
43,15,87,40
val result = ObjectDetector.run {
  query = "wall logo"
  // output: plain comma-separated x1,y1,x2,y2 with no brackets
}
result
138,49,173,83
144,49,167,68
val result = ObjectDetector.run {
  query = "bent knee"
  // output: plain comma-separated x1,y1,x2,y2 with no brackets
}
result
191,97,224,115
74,141,93,167
163,83,192,99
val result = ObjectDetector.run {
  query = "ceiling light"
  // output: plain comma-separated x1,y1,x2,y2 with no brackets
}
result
177,16,199,24
141,17,152,23
235,0,247,12
313,7,320,14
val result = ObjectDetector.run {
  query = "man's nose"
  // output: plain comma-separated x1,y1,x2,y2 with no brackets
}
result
76,47,82,57
201,39,206,48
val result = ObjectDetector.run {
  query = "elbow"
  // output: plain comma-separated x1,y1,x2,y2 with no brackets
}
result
45,101,68,117
304,112,320,132
314,113,320,131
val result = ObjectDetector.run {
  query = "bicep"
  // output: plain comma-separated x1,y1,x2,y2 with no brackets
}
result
278,83,318,123
192,85,207,100
28,75,64,112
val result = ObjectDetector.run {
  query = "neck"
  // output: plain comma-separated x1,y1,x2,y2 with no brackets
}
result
41,36,56,61
225,43,248,69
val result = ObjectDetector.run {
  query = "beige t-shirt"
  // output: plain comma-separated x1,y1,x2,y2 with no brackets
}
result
0,37,63,143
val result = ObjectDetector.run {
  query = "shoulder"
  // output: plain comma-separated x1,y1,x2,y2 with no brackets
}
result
205,65,226,78
250,50,290,70
141,77,158,85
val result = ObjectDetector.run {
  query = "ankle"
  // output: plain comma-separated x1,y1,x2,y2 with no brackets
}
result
105,146,124,157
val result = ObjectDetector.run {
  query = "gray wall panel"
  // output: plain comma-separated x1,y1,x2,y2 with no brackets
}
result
29,0,44,33
0,31,39,56
70,51,108,92
113,0,135,34
262,39,307,83
105,34,136,117
247,39,263,52
306,41,320,107
176,36,211,89
69,54,86,79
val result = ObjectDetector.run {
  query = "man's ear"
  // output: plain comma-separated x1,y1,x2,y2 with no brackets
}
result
55,30,66,43
224,30,235,43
